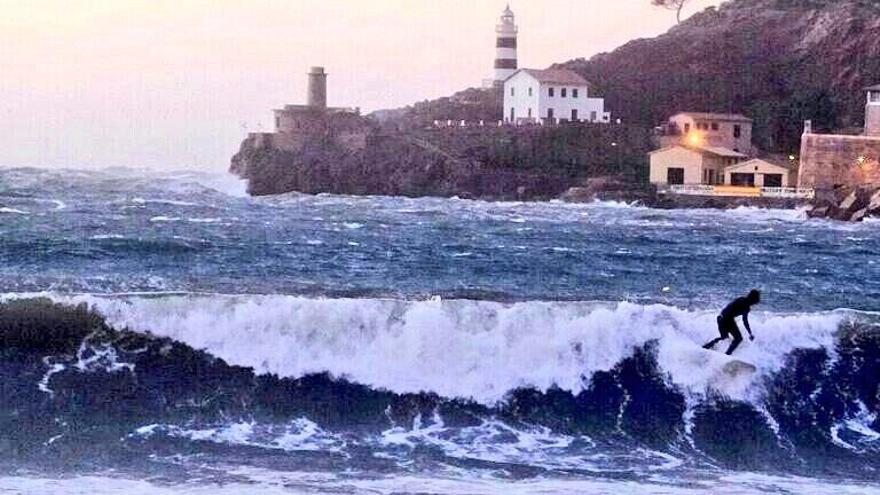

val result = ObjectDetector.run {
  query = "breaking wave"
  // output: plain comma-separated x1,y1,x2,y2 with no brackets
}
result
1,294,879,480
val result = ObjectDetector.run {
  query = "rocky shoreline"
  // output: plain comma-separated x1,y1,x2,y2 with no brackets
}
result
806,186,880,222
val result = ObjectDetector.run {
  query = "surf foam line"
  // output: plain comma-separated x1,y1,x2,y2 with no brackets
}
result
33,293,852,406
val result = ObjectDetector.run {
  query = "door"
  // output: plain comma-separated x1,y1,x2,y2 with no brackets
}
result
763,174,783,187
730,173,755,186
547,108,555,121
667,168,685,185
571,109,578,121
510,107,515,122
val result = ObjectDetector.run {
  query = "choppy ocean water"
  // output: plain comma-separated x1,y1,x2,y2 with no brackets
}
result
1,166,879,494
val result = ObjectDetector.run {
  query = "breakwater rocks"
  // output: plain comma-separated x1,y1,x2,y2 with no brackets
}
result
807,186,880,222
230,123,652,200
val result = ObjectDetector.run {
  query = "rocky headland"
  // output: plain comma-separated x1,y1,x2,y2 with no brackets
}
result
231,120,652,201
230,0,880,212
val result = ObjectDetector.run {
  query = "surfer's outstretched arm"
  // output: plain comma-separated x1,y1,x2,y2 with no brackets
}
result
743,313,754,341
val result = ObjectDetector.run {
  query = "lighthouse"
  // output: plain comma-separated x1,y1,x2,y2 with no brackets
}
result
493,5,518,84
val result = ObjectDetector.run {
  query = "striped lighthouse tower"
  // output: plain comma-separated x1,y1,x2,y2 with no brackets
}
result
494,4,518,84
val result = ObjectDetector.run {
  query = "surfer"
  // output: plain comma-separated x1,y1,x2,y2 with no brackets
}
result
703,289,760,355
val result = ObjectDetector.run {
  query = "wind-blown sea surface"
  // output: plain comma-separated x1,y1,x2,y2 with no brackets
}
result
1,166,879,494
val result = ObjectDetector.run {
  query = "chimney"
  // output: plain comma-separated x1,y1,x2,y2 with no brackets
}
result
307,67,327,110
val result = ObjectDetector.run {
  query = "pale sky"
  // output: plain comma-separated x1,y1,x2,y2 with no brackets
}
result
0,0,720,170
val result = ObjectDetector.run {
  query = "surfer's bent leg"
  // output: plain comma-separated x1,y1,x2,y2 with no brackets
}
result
704,316,729,349
724,324,743,355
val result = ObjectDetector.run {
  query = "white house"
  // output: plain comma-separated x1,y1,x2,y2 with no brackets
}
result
503,68,610,124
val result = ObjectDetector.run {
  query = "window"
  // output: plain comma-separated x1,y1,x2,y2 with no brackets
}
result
528,87,533,97
733,125,742,138
549,87,555,97
590,111,597,122
528,108,532,118
571,109,578,121
684,123,691,133
511,87,515,97
561,88,567,98
870,91,880,103
711,122,719,131
510,107,515,122
573,89,579,98
496,37,517,48
764,174,783,188
275,116,281,130
667,168,685,185
730,173,755,187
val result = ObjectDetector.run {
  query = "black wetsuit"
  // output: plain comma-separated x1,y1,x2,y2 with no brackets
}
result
704,297,753,355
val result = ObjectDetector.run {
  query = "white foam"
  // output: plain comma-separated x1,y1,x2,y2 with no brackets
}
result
51,294,847,406
4,470,879,495
186,217,224,223
0,206,28,214
132,418,344,453
133,197,199,207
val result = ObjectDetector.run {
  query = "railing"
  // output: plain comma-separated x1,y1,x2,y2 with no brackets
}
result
760,187,816,199
664,184,715,195
664,184,815,199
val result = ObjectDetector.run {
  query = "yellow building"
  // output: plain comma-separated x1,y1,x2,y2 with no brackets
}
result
723,159,797,188
649,145,747,186
659,112,755,155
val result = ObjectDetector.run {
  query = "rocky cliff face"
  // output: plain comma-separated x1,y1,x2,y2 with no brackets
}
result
559,0,880,153
230,124,652,199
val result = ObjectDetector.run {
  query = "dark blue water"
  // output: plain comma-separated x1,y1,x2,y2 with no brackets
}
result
1,167,879,494
1,167,878,311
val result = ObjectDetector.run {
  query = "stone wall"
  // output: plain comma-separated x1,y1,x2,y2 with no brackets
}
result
272,108,369,153
866,104,880,137
798,133,880,190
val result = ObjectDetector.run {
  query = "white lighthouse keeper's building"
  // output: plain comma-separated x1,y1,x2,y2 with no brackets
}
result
503,68,610,124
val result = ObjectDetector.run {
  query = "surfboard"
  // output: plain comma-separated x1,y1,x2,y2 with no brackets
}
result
722,359,757,377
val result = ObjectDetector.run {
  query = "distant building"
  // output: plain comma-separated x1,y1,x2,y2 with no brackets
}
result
724,158,797,188
798,84,880,190
502,68,610,124
660,112,754,155
649,144,747,186
484,5,519,87
865,84,880,137
253,67,366,153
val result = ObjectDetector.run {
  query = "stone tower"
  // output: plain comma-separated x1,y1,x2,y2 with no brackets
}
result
308,67,327,110
866,84,880,137
494,5,518,83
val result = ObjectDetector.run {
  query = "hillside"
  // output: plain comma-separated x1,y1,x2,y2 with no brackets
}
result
370,87,501,128
375,0,880,153
560,0,880,153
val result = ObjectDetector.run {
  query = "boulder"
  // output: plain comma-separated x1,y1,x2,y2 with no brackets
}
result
868,189,880,214
850,208,868,222
807,205,829,219
838,191,859,212
559,187,595,203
